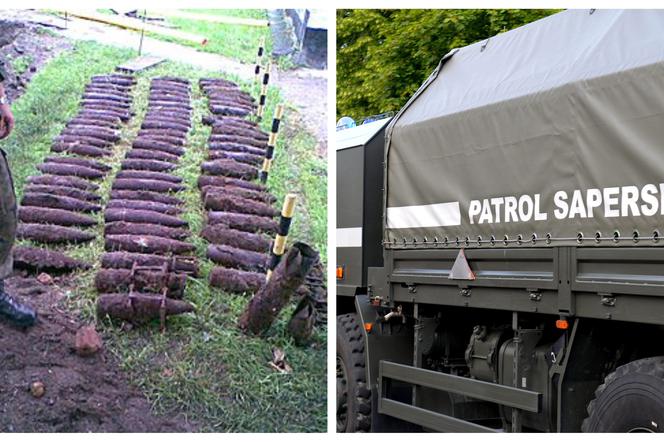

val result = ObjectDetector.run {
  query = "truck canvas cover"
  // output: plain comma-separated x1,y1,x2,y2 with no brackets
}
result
385,9,664,248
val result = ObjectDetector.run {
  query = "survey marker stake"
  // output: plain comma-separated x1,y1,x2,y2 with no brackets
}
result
267,193,297,281
254,36,265,82
260,103,285,184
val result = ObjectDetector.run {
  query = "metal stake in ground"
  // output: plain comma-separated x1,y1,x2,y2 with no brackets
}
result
267,193,297,281
256,62,271,120
260,103,285,184
254,36,265,82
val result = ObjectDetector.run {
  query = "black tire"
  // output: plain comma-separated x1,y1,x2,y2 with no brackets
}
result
337,313,371,432
582,357,664,432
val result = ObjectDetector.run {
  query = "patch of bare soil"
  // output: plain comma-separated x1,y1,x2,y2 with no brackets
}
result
274,68,327,157
0,19,72,102
0,275,195,432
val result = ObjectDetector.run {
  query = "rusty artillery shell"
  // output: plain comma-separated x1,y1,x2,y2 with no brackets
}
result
213,115,260,129
201,184,276,204
133,131,186,146
95,269,186,298
37,163,105,180
148,101,192,111
105,221,189,240
81,99,131,110
67,117,119,129
91,75,135,86
105,234,195,255
201,159,258,180
64,124,121,136
198,175,266,192
54,135,112,148
27,174,99,191
148,89,189,98
207,91,254,105
19,206,97,227
199,77,239,87
110,189,183,206
60,128,120,142
207,150,263,166
17,223,95,244
209,99,253,112
142,121,190,133
80,106,130,121
207,211,277,233
209,134,266,149
209,105,250,117
76,110,122,123
138,128,190,139
206,244,267,272
97,293,194,322
208,142,265,156
211,124,268,141
82,92,131,104
144,114,191,127
132,139,185,156
204,192,277,218
112,178,185,193
109,189,182,206
13,246,91,273
51,143,111,158
201,225,270,252
121,159,176,173
115,170,182,183
125,148,180,163
106,199,181,216
44,155,111,172
24,184,101,202
209,266,264,294
85,85,131,94
22,192,101,213
105,208,187,227
287,296,316,346
238,243,318,336
101,252,198,275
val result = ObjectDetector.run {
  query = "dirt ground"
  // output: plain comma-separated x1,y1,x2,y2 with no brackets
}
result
0,275,195,432
0,19,72,102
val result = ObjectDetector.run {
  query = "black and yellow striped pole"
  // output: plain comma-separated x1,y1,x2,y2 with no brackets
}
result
256,61,271,120
254,36,265,82
260,103,285,184
266,193,297,281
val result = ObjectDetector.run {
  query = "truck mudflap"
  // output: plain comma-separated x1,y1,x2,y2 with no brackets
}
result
378,360,542,432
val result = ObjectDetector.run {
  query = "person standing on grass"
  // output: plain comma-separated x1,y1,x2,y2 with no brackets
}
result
0,61,37,328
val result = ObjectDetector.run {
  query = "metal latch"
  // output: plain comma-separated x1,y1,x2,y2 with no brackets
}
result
600,293,616,307
460,288,471,297
529,289,542,302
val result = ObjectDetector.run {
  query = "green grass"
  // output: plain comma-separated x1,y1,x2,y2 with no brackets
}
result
1,40,327,432
98,9,272,64
10,55,34,76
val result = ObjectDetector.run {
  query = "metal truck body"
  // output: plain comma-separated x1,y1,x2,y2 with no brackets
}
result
337,9,664,433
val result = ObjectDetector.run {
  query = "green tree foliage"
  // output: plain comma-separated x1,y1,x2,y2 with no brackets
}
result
337,9,560,120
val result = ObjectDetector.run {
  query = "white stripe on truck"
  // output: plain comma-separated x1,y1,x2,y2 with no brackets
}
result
337,227,363,247
387,202,461,229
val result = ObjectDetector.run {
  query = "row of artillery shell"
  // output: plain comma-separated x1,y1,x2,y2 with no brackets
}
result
96,77,197,323
198,80,277,294
16,74,134,271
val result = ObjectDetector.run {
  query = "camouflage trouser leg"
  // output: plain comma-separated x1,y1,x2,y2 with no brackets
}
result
0,148,17,279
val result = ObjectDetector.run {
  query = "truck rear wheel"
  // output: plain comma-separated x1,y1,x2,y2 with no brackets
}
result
582,357,664,432
337,313,371,432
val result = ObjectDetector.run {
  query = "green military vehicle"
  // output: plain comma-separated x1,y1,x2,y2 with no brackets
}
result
336,9,664,432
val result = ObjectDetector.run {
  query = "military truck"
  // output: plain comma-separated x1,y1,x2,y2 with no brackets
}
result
336,9,664,432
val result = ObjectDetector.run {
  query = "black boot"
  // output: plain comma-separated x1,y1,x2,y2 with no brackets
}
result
0,280,37,328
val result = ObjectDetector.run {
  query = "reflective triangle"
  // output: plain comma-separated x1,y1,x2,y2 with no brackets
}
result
449,248,475,280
